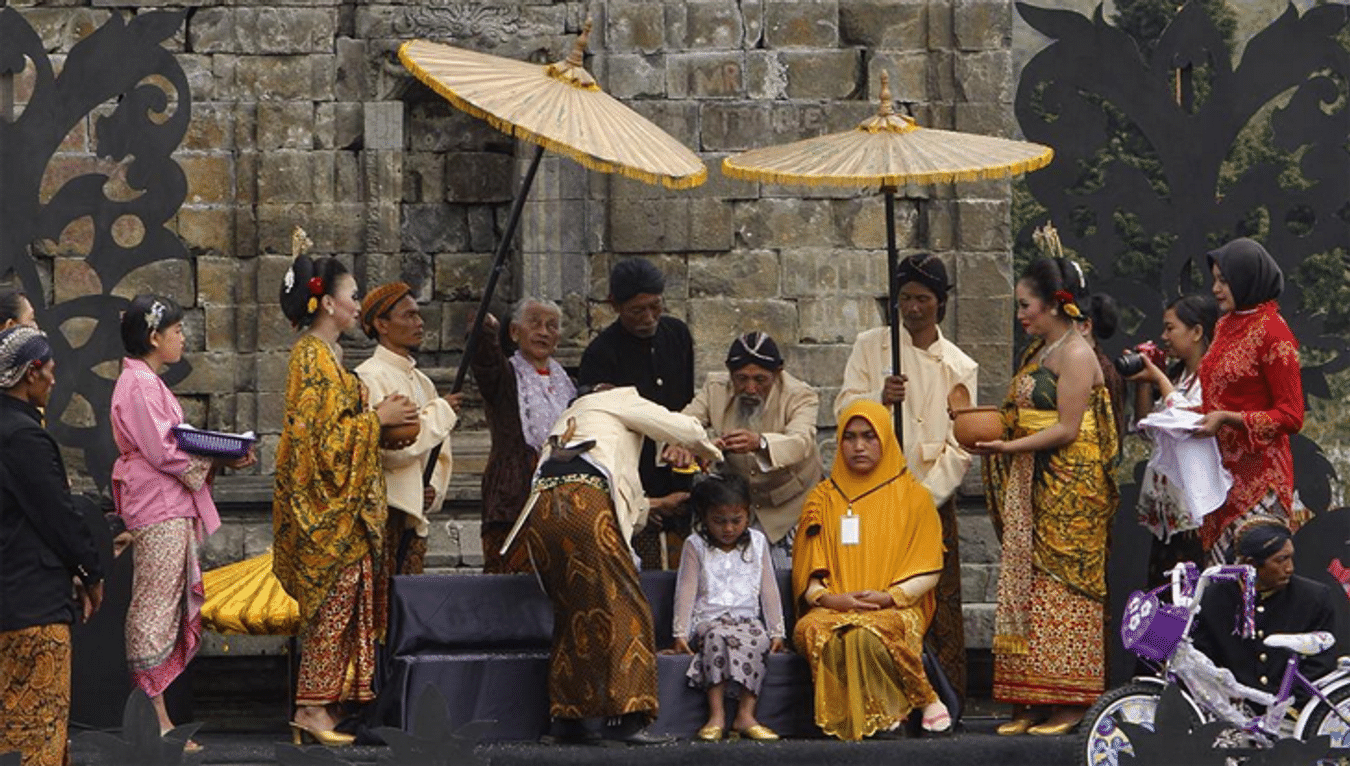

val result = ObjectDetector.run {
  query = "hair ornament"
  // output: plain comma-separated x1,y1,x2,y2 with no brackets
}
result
283,266,295,293
307,276,324,296
306,296,319,315
1053,290,1083,320
145,300,166,332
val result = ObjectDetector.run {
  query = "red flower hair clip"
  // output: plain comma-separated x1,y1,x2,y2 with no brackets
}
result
1053,290,1083,320
307,276,325,296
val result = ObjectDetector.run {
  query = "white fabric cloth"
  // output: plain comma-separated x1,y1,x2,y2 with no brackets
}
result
1138,408,1233,529
508,351,575,452
354,344,456,536
1137,371,1204,540
671,529,786,640
834,326,978,506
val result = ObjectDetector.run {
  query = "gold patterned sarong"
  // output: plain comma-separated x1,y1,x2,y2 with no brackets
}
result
983,360,1118,705
0,624,70,766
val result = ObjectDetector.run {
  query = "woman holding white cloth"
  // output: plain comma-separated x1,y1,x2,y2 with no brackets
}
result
1127,294,1218,586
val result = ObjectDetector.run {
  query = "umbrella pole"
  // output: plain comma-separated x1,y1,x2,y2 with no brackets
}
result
884,186,903,445
451,143,547,394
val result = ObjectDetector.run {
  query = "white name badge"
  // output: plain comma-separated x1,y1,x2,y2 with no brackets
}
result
840,513,860,546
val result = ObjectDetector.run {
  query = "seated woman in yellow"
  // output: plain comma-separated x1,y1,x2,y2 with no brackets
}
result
792,400,950,740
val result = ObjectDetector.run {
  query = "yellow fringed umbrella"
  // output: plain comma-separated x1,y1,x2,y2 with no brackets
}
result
201,550,300,636
398,20,706,393
723,71,1053,441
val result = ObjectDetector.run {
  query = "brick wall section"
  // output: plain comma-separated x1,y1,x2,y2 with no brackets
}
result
12,1,1015,605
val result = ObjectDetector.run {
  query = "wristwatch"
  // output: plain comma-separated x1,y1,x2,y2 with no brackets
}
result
758,435,768,451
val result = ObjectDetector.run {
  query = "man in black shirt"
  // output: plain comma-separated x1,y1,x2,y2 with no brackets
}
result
1192,522,1336,703
579,258,695,569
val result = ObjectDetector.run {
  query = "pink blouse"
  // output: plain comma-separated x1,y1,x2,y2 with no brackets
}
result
110,358,220,536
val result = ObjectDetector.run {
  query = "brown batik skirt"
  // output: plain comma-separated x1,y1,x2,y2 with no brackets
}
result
296,557,380,706
0,623,71,766
523,476,659,721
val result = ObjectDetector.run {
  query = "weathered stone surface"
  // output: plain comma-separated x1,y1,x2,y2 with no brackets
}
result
257,102,314,151
869,51,928,103
364,100,403,151
688,251,779,299
954,0,1011,52
764,1,839,49
182,102,234,151
200,522,244,570
963,602,995,649
840,0,926,49
403,153,445,204
666,2,745,50
447,519,483,567
610,198,733,254
781,249,888,298
334,37,369,103
954,101,1015,136
605,2,664,54
957,198,1012,252
434,252,494,302
403,205,470,254
197,257,240,306
180,155,233,205
799,296,878,343
112,258,194,306
600,53,666,99
256,152,313,204
701,102,831,152
256,305,296,353
780,343,854,389
733,198,837,250
779,49,860,100
954,49,1013,104
744,50,788,100
176,208,233,256
176,352,241,395
444,153,513,203
255,350,290,391
625,100,701,153
666,51,746,99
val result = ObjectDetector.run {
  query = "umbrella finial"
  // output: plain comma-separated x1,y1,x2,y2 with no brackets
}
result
878,71,894,118
567,17,593,68
547,18,599,90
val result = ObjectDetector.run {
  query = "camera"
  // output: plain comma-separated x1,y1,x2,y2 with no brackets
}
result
1114,341,1166,377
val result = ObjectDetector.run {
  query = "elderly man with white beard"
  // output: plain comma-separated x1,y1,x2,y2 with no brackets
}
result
665,332,823,569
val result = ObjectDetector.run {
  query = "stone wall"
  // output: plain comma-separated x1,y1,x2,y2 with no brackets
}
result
10,1,1017,527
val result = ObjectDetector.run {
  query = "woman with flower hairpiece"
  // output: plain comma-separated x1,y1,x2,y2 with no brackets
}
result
974,257,1119,736
272,254,418,746
111,295,255,752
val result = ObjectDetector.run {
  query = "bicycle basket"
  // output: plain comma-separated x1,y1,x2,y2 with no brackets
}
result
1121,589,1189,662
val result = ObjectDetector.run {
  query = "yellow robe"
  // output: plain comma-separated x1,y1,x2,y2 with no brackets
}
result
792,400,945,740
272,334,387,630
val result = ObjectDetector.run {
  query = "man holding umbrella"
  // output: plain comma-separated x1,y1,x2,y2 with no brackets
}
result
835,252,978,706
579,258,695,570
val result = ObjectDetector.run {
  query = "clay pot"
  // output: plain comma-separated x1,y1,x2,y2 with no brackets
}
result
950,406,1003,450
381,421,420,449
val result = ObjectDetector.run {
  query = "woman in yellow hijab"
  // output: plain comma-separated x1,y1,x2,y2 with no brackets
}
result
792,400,948,740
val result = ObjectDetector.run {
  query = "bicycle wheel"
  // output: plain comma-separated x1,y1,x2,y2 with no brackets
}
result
1078,682,1166,766
1303,684,1350,750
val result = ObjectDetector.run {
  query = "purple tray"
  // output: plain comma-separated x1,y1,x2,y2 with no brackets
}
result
172,426,254,459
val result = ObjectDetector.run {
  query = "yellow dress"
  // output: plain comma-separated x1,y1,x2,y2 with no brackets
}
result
792,401,945,740
272,334,388,704
982,353,1119,706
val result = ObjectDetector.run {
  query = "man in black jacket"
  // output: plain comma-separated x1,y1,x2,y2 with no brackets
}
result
1192,521,1336,703
578,258,695,569
0,326,104,765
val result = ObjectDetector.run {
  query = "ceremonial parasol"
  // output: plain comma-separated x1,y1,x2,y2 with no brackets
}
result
201,550,300,636
723,71,1053,441
399,22,706,392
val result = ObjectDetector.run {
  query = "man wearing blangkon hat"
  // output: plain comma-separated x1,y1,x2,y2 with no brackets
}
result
665,332,823,569
835,252,978,707
579,258,695,569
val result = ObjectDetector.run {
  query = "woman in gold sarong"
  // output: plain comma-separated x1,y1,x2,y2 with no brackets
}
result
978,257,1119,736
272,254,417,745
792,400,948,741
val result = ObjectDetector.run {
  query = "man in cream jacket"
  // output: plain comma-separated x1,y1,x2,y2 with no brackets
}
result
355,283,459,575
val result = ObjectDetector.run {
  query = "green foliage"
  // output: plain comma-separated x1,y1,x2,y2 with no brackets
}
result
1113,0,1238,57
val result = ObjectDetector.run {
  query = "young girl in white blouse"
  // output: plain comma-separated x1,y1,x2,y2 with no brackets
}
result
667,473,787,742
1127,293,1218,585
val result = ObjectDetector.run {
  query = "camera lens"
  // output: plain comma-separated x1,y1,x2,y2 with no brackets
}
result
1114,351,1144,377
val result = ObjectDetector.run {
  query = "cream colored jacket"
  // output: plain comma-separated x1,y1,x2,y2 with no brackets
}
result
355,345,456,536
684,370,823,543
519,387,721,553
834,326,978,506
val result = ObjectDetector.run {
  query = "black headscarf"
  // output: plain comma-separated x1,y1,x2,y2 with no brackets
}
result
1207,238,1283,310
725,331,783,372
1237,521,1293,565
609,258,666,305
895,253,953,322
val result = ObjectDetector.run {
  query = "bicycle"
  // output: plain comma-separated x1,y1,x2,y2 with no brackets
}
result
1081,563,1350,765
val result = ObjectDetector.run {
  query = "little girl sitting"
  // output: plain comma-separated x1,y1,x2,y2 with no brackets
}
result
666,473,788,741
